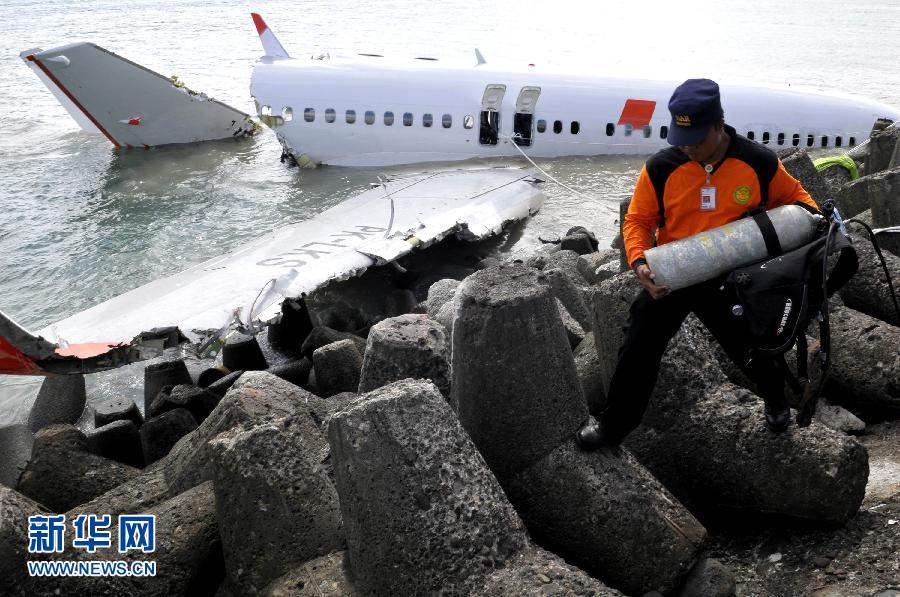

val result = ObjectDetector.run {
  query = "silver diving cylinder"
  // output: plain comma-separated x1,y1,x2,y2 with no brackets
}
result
644,205,824,291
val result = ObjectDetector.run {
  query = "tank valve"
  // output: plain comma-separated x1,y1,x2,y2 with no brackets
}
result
731,304,744,316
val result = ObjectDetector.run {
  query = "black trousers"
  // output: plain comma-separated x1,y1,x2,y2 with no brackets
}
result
599,278,789,443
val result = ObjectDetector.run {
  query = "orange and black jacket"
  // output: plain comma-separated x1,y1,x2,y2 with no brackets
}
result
624,125,819,269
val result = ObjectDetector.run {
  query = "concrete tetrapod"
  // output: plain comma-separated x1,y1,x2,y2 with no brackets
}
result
210,417,343,595
357,314,450,398
451,263,588,478
327,379,617,596
840,226,900,326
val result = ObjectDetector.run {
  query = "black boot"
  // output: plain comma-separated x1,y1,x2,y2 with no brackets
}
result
763,392,791,433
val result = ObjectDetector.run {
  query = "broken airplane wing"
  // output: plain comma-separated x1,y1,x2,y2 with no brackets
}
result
0,168,545,375
21,43,256,148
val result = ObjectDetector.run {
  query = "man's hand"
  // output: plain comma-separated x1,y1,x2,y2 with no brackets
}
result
634,264,670,299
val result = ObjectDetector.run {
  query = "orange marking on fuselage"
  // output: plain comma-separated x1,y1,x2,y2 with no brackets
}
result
618,99,657,128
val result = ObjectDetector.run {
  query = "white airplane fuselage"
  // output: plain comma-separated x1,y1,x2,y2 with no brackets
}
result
250,55,900,167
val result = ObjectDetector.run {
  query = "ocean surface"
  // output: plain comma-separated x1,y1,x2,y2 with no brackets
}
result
0,1,898,420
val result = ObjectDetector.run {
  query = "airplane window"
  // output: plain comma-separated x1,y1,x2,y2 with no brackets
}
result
660,125,668,139
403,112,413,126
623,124,633,137
537,119,547,133
806,134,814,147
821,136,828,147
571,121,580,135
282,107,293,122
642,125,651,139
747,131,755,141
464,115,475,129
304,108,315,123
792,133,800,146
346,110,356,124
849,136,856,146
777,132,785,145
606,123,614,136
762,132,770,144
423,113,433,127
553,120,562,134
442,114,452,128
365,111,375,125
260,105,272,117
325,109,335,123
384,111,394,126
835,136,842,148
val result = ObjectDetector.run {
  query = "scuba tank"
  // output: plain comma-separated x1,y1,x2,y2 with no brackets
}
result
644,205,825,291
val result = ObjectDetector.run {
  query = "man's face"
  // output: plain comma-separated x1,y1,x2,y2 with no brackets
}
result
678,125,721,163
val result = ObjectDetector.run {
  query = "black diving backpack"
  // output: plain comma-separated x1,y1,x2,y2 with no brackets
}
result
723,202,858,426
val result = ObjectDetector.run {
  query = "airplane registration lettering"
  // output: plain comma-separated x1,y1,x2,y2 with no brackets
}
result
256,225,388,267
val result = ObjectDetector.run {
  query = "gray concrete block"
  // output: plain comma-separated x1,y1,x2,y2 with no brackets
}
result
300,326,366,358
67,467,170,520
840,225,900,326
867,166,900,256
542,267,592,331
576,249,618,285
505,440,705,596
0,423,33,488
825,305,900,413
86,419,144,468
574,332,606,415
27,374,86,433
0,486,48,595
814,399,866,434
425,278,460,317
328,379,529,596
451,264,588,478
678,558,736,597
590,273,643,397
210,418,342,595
835,174,870,219
93,395,143,429
148,384,222,422
16,425,140,512
525,249,586,285
144,359,192,416
358,314,450,397
313,339,363,397
263,551,357,597
868,125,900,174
140,408,198,466
778,148,832,207
557,299,585,349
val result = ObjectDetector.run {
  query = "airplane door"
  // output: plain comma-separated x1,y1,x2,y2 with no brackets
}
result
513,86,541,147
480,84,506,145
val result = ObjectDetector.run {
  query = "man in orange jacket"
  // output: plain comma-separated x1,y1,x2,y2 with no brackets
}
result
578,78,820,449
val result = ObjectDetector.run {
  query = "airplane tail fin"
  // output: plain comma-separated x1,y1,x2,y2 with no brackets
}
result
251,13,290,58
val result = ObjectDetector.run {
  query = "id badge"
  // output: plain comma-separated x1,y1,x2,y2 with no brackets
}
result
700,186,717,211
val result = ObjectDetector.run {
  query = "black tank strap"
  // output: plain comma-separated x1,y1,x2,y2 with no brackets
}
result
750,207,783,257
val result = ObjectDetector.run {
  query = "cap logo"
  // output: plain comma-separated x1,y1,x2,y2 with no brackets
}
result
675,114,692,127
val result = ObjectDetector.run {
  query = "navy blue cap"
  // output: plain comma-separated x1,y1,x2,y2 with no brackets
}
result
667,78,724,146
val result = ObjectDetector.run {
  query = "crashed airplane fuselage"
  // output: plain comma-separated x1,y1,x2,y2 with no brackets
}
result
0,168,545,376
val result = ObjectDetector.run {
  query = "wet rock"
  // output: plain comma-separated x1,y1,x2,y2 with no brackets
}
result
778,148,832,207
574,332,606,415
161,371,323,496
0,486,47,596
435,300,456,340
678,558,736,597
0,423,34,488
867,166,900,256
814,399,866,434
868,125,900,174
328,379,529,596
560,232,594,255
266,358,312,388
576,248,618,285
144,359,192,415
426,278,460,317
17,425,140,512
358,314,450,398
471,545,621,596
825,305,900,413
210,417,342,595
300,326,367,358
255,328,299,369
263,551,356,597
506,439,705,595
835,175,870,219
206,370,243,397
841,224,900,326
526,249,587,285
148,384,222,422
222,332,268,372
93,395,143,428
27,374,86,432
197,367,227,388
384,288,418,317
451,264,587,478
31,481,224,597
86,419,144,468
590,273,644,396
313,339,363,397
140,408,198,466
